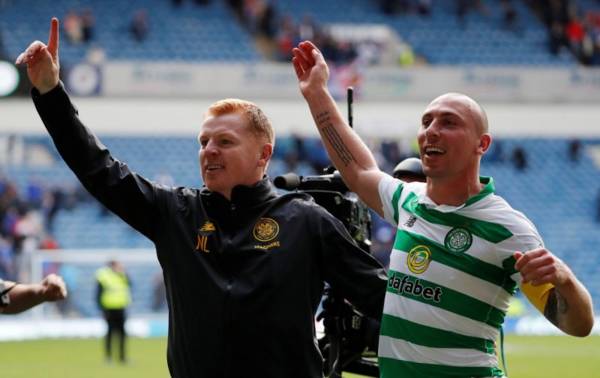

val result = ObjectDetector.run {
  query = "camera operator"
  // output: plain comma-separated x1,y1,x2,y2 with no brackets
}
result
17,19,387,378
392,157,426,183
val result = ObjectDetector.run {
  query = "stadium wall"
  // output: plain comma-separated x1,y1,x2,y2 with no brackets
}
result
2,97,600,139
4,63,600,138
95,63,600,103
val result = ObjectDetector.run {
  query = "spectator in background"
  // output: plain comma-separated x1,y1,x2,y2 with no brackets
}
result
0,273,67,314
42,187,65,232
512,145,527,171
275,15,297,60
64,10,83,44
500,0,518,32
417,0,432,17
226,0,246,24
130,9,149,42
81,8,95,43
549,20,567,55
380,0,410,15
96,260,131,364
565,15,586,53
257,0,276,39
13,206,44,282
26,178,44,209
568,138,582,163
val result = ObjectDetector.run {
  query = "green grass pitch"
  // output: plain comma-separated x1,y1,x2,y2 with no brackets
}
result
1,335,599,377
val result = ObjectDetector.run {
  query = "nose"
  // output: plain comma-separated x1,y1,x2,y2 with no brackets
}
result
203,139,219,156
424,120,440,139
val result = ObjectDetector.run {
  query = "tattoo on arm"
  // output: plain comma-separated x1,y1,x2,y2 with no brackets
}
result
315,111,355,167
544,288,569,328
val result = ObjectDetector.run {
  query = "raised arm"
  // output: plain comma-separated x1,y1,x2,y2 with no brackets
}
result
16,18,162,240
1,274,67,314
15,17,60,94
292,41,388,216
515,249,594,337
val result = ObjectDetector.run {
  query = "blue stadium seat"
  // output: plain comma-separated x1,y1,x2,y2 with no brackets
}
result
0,0,260,64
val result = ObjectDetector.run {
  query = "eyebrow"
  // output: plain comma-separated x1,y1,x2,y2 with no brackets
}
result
422,111,461,121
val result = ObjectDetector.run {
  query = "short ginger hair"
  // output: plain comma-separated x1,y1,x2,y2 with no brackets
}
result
206,99,274,145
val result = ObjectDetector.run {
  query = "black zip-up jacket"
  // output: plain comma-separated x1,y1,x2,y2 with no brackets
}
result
33,84,387,378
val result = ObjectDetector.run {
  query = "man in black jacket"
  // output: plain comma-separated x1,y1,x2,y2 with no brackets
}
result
17,18,387,378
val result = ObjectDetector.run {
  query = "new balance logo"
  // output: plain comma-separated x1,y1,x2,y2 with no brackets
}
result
404,215,417,228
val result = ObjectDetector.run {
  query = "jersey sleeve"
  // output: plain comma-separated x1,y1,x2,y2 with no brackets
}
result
503,213,545,284
499,211,554,313
377,175,405,227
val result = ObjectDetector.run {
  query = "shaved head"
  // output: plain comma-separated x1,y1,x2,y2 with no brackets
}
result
427,93,488,135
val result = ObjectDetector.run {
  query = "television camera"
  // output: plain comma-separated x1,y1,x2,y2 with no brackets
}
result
273,169,380,378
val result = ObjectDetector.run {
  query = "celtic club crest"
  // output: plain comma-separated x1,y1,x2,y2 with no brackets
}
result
444,227,472,253
253,218,279,242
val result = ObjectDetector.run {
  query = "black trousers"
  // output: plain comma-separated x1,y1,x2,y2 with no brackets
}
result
103,309,127,362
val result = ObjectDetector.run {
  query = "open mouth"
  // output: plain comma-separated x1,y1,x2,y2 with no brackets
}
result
205,164,224,172
423,145,445,157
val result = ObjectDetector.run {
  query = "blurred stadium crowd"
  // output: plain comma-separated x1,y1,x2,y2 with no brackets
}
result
2,0,600,66
1,133,599,317
1,0,600,318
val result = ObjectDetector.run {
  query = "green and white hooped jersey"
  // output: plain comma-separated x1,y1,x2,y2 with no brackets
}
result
377,176,543,378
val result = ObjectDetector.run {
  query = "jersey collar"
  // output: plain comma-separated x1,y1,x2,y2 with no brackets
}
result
418,176,495,212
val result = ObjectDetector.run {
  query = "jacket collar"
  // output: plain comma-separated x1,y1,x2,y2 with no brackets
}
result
202,177,277,207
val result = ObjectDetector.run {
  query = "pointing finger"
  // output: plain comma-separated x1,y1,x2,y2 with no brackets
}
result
47,17,59,59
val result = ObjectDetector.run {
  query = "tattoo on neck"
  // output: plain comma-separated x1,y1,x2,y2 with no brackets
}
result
315,111,355,166
544,288,569,328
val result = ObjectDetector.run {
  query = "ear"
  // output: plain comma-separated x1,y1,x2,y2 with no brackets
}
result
478,133,492,155
258,143,273,168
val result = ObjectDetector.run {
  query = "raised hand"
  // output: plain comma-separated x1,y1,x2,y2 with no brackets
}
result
40,273,68,301
15,17,60,94
292,41,329,98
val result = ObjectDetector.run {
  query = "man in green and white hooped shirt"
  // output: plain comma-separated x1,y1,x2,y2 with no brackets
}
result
292,41,595,377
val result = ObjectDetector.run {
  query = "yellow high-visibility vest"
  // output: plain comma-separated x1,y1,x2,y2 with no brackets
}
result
96,267,131,310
